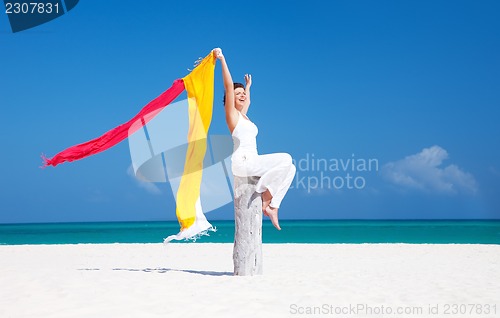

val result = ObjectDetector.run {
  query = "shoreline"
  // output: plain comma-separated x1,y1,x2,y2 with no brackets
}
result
2,220,500,245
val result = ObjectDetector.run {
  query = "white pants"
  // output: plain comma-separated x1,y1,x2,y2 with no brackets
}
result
232,152,296,208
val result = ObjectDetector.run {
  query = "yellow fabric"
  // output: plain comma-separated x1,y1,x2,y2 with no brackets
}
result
176,52,216,230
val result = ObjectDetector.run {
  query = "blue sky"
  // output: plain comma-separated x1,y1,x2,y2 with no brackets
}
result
1,0,499,223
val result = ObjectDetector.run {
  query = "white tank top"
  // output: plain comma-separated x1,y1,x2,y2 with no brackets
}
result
231,111,258,155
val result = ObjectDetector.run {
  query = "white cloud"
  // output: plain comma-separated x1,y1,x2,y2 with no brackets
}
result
382,145,478,194
126,165,162,195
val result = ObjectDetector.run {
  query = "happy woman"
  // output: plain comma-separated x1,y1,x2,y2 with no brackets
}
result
214,48,296,230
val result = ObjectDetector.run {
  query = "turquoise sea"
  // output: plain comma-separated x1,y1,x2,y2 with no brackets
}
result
1,220,499,245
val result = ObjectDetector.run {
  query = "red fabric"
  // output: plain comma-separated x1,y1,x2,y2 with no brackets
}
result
42,79,185,167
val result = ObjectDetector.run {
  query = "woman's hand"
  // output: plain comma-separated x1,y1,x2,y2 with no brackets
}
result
245,74,252,87
213,48,224,60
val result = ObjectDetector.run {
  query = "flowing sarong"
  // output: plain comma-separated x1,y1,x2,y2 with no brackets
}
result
43,52,217,242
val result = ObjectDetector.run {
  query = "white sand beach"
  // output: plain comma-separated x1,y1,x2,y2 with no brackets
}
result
0,243,499,318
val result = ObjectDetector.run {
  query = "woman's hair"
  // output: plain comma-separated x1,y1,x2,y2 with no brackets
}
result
223,83,245,105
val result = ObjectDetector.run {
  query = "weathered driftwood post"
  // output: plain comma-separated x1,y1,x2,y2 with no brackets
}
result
233,176,263,276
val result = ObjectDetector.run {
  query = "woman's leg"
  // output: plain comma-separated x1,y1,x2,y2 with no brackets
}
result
264,162,295,231
241,153,296,230
268,163,296,208
248,153,295,206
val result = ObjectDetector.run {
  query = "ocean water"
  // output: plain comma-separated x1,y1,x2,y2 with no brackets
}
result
1,220,499,245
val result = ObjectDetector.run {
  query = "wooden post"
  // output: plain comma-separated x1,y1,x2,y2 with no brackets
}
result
233,176,263,276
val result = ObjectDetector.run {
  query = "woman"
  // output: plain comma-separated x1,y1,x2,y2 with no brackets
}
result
214,48,296,230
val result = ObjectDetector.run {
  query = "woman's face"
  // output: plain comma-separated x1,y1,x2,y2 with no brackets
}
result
234,87,246,110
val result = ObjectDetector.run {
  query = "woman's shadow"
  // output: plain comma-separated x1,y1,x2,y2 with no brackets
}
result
78,267,233,276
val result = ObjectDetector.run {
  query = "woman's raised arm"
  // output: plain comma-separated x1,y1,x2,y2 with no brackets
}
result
214,48,238,132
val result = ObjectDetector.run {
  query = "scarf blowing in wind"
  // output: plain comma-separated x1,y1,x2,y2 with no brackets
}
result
43,51,217,242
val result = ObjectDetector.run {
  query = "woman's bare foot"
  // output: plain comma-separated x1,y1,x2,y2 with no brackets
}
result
265,206,281,230
262,190,272,216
